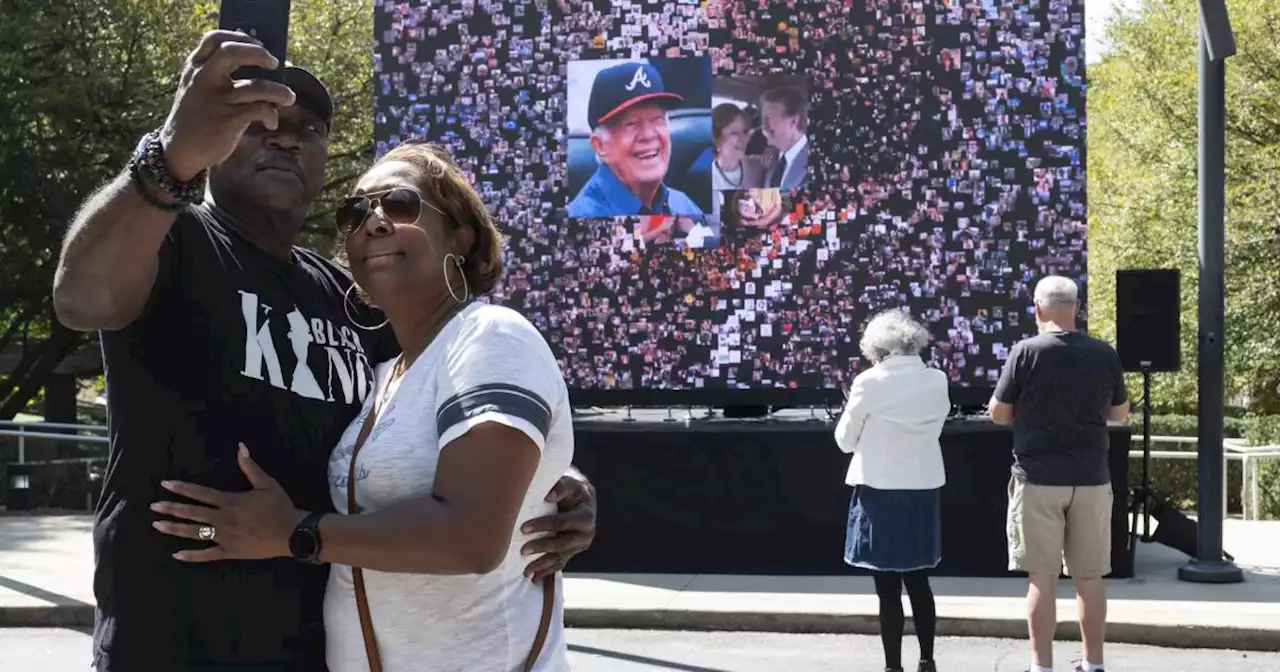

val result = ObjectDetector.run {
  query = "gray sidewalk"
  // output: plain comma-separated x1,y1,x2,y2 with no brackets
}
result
3,515,1279,651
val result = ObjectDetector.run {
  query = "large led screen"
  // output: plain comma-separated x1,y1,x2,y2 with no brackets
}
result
372,0,1088,404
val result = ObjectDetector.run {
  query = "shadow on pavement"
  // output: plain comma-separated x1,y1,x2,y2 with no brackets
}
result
569,643,735,672
0,574,91,607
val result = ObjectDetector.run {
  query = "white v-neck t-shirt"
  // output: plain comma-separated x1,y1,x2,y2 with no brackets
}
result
323,302,573,672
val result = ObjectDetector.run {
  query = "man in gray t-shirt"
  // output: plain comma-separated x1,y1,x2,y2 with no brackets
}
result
988,276,1130,672
997,327,1128,488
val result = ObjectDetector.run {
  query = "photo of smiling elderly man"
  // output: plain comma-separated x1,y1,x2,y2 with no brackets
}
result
566,56,713,219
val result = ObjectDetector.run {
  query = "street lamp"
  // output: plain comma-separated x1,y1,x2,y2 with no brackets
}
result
1179,0,1244,584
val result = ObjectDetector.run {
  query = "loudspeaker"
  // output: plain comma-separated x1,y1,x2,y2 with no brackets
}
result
1115,269,1181,373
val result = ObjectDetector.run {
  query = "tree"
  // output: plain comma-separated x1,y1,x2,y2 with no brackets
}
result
1088,0,1280,414
0,0,373,420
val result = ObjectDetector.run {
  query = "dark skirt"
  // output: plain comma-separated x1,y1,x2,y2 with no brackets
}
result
844,485,943,572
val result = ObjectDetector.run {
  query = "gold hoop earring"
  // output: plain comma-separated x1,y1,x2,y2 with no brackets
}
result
343,283,388,331
443,253,471,303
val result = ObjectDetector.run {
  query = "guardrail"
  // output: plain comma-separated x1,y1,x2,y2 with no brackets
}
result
2,420,1277,518
0,420,108,464
1129,435,1280,521
0,421,108,511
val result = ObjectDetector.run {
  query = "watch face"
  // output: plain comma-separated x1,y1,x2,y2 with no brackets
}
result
290,528,317,559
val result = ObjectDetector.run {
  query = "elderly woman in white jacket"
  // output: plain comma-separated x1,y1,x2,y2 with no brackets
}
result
834,310,951,672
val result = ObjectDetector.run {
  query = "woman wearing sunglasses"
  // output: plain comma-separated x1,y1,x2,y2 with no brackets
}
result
149,142,572,671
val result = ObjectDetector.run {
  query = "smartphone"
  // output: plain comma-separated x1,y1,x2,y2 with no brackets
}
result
218,0,291,81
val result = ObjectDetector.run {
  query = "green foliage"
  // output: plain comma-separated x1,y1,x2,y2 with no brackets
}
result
1244,414,1280,518
1089,0,1280,415
1244,414,1280,445
1129,413,1250,439
284,0,378,248
0,0,373,419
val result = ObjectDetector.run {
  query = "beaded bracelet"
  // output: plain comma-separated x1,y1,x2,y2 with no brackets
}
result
128,129,208,211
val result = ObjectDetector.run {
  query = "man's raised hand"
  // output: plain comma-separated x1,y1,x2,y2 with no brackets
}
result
160,30,296,182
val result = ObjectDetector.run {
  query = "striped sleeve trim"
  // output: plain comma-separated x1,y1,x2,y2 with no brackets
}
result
436,383,553,440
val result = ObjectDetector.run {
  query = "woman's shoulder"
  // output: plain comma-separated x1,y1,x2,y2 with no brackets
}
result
858,358,947,384
451,303,554,360
446,303,567,402
457,302,541,338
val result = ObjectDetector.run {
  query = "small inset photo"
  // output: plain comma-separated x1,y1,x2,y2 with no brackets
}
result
566,56,713,219
715,188,788,233
634,215,722,250
710,74,810,191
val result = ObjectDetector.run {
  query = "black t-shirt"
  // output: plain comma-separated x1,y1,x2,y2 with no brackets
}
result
993,330,1128,487
92,205,399,671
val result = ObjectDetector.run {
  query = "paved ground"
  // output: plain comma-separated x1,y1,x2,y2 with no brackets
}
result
5,627,1280,671
4,516,1280,651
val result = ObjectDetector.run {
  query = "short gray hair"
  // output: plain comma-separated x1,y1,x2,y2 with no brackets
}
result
1033,275,1079,309
860,310,930,362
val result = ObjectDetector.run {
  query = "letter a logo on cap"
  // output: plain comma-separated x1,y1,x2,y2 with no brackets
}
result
624,66,652,91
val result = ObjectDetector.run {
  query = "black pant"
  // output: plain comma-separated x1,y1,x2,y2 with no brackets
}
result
873,570,937,669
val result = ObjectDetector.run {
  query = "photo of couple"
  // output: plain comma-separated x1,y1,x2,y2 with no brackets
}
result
709,74,811,192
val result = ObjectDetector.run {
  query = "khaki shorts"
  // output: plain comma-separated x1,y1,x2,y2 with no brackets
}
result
1007,477,1113,578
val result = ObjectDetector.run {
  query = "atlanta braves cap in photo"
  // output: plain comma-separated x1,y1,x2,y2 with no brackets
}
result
587,61,684,129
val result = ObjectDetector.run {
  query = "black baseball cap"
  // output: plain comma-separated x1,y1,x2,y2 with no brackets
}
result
283,64,333,128
586,61,683,130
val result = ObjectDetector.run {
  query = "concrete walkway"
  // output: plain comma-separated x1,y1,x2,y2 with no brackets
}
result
2,515,1278,651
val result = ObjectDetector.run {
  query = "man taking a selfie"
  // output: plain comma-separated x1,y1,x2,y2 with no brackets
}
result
53,31,598,671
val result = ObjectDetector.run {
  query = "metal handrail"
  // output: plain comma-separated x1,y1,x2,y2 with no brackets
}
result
6,456,105,466
0,422,109,465
1127,442,1280,522
0,423,107,512
0,420,107,432
2,423,1276,518
0,429,109,443
1129,434,1251,449
1128,449,1280,459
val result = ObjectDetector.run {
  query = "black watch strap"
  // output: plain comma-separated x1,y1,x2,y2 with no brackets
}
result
289,511,327,564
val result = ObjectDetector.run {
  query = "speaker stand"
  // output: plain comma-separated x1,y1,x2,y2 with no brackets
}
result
1128,364,1155,574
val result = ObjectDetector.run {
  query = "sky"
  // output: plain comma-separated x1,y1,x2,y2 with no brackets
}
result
1086,0,1144,63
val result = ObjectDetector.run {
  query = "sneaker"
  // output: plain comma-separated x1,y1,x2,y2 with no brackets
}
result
918,662,937,672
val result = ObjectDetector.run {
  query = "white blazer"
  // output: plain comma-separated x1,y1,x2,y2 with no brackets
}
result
833,355,951,490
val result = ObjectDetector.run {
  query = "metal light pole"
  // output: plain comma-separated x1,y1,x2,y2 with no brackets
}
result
1178,0,1243,584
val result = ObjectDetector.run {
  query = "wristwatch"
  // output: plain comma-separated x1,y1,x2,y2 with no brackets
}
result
288,511,327,564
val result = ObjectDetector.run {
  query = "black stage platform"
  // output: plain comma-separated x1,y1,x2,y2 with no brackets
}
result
569,409,1132,579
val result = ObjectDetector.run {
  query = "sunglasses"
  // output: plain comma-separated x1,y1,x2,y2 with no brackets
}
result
335,187,447,236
